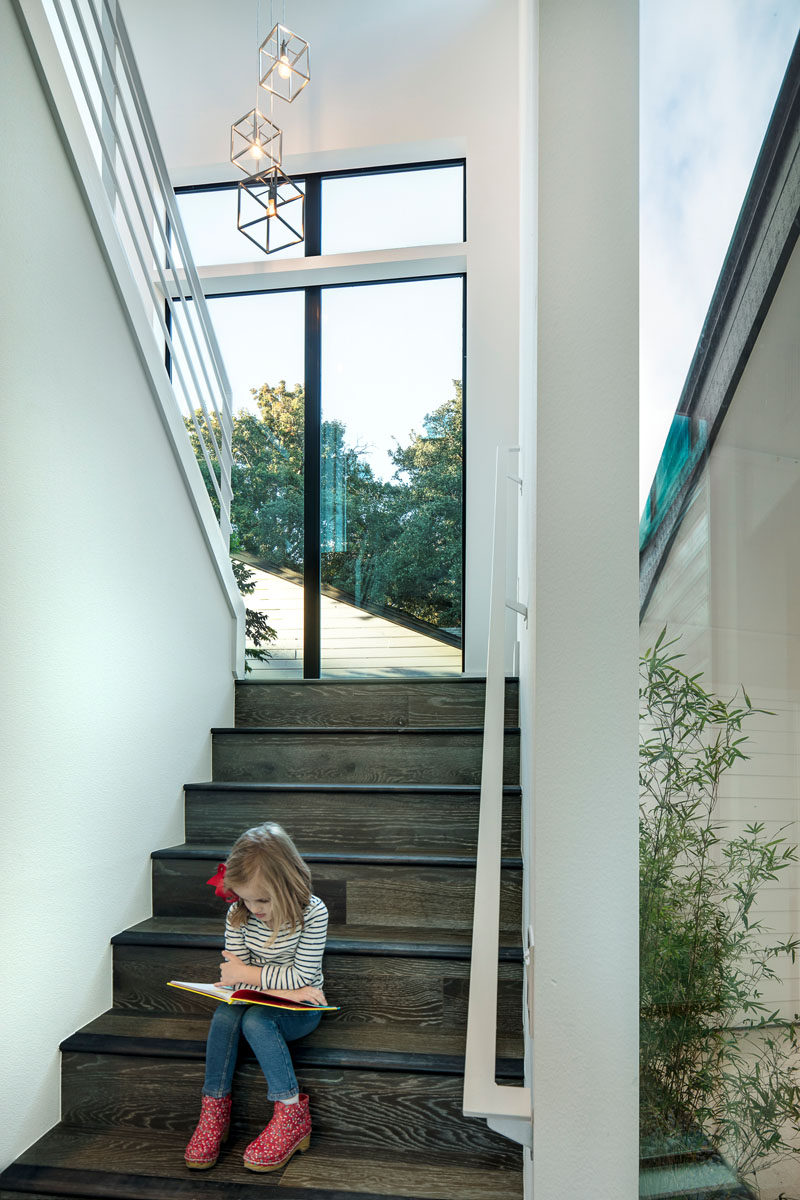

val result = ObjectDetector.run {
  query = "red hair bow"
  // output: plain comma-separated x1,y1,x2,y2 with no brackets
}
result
206,862,239,903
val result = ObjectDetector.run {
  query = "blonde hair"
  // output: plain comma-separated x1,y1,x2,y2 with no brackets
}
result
224,822,312,948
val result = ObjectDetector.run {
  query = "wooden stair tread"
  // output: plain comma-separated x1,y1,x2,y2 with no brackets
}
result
112,917,524,957
61,1010,524,1073
111,944,524,1047
2,1124,521,1200
53,1056,523,1160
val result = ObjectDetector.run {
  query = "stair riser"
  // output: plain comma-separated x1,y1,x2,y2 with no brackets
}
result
112,945,524,1048
212,730,520,785
60,1054,521,1168
0,1193,103,1200
235,679,520,729
0,1193,104,1200
153,859,523,932
185,788,522,858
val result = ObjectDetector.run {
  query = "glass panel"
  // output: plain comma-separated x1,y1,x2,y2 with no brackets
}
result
205,292,306,677
321,166,464,255
175,186,305,266
320,277,463,676
639,13,800,1197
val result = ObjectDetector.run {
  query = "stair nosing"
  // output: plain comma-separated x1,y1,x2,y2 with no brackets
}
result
211,725,520,735
183,781,522,794
151,845,523,869
110,927,524,960
235,676,520,686
58,1032,524,1080
0,1159,521,1200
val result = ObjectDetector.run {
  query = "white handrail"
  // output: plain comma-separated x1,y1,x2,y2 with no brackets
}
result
18,0,234,546
463,446,532,1148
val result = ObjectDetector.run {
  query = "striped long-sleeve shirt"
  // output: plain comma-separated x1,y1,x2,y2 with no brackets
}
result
224,895,328,991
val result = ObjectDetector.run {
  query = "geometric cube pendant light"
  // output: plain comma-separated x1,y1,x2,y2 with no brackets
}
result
230,107,283,175
259,23,310,103
237,165,305,255
232,4,309,256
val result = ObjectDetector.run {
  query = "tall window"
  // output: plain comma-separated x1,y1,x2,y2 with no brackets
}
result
174,163,466,678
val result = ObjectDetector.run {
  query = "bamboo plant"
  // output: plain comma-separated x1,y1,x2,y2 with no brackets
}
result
640,630,800,1192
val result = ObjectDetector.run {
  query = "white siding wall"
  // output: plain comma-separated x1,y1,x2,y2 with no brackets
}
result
641,240,800,1022
0,0,236,1169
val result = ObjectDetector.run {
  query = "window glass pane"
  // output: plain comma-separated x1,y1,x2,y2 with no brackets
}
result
320,277,463,676
181,292,306,677
321,165,464,255
175,186,305,266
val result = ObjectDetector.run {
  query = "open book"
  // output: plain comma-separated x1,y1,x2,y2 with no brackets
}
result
167,980,340,1012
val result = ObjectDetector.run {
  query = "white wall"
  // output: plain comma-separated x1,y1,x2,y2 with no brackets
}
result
0,0,237,1168
521,0,639,1194
124,0,521,673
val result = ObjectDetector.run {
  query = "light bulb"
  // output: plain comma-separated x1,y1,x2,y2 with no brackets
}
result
250,142,264,159
278,39,291,78
267,193,277,218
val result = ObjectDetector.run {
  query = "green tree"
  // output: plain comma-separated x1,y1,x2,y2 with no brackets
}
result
320,417,403,609
186,379,463,632
386,382,463,628
229,381,305,571
231,558,277,673
182,381,304,568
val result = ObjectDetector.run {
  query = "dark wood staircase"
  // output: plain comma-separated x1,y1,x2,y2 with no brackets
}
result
0,678,525,1200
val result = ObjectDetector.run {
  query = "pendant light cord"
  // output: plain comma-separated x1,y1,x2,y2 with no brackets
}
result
255,0,260,118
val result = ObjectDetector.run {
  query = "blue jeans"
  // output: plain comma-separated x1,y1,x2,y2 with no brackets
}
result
203,1002,322,1101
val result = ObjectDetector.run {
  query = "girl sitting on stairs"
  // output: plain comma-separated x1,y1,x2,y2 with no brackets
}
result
184,821,329,1173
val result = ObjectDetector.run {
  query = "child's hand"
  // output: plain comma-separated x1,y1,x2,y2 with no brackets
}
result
219,950,249,987
293,986,327,1006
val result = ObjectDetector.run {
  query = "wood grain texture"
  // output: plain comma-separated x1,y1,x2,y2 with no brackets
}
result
152,857,522,933
66,1007,524,1064
112,917,523,959
111,943,523,1053
0,676,527,1200
235,679,520,729
59,1055,523,1170
211,729,520,785
2,1124,522,1198
184,785,522,858
282,1152,523,1200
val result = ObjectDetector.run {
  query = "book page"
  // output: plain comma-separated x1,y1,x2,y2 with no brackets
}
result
167,980,241,1002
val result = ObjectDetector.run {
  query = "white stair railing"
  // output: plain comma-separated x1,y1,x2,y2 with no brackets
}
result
14,0,234,548
463,446,532,1148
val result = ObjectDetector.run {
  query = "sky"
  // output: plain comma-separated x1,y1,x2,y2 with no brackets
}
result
176,167,464,482
198,277,463,482
639,0,799,511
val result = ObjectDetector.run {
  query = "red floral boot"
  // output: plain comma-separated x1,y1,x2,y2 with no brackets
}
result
184,1093,232,1169
243,1094,312,1171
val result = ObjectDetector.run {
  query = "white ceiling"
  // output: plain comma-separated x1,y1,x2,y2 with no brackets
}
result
121,0,509,182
